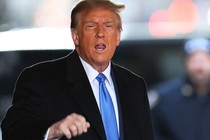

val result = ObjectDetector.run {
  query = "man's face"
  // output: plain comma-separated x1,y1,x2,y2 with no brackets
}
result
72,7,121,71
186,51,210,85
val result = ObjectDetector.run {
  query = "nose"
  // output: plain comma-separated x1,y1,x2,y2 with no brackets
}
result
95,26,105,38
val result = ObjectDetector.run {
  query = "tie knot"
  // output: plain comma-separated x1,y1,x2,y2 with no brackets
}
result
96,73,106,83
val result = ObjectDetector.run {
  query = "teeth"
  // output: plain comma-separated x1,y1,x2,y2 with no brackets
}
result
98,43,104,46
95,43,106,51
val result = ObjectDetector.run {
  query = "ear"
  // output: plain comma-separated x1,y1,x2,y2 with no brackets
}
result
71,29,79,46
116,31,121,46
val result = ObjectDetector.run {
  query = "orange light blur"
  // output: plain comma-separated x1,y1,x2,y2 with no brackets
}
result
149,0,199,38
148,10,176,37
168,0,199,33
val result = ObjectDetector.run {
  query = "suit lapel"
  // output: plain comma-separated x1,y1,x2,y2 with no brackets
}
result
112,63,136,140
111,68,124,140
65,51,106,140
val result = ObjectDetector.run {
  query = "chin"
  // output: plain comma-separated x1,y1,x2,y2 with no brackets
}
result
94,60,109,66
192,77,209,85
95,57,110,63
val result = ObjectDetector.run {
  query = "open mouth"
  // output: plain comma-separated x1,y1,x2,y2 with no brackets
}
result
95,43,106,52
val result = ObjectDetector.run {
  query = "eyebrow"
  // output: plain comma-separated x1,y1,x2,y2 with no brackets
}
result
103,20,114,24
84,20,114,24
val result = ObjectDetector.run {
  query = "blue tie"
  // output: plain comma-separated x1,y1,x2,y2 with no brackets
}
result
96,73,119,140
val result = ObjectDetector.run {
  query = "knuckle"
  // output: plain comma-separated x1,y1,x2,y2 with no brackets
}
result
75,121,82,127
70,125,77,132
70,125,78,136
66,113,78,120
66,115,73,120
71,113,77,117
78,115,86,122
58,123,66,130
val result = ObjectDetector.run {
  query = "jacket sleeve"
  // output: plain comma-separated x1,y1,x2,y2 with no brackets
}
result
1,68,52,140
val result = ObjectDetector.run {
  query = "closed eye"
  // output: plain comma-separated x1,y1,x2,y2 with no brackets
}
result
106,25,112,28
104,23,114,29
85,23,96,29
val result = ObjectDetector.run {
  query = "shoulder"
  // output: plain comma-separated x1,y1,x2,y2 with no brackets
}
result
29,55,68,71
149,77,187,109
18,54,69,82
112,63,146,84
155,77,186,96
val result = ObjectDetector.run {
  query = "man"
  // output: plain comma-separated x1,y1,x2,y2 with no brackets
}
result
1,0,154,140
151,38,210,140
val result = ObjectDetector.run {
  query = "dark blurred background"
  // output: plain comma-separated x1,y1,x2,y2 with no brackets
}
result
0,0,210,138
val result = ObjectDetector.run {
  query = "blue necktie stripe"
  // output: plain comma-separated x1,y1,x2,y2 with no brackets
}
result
96,73,119,140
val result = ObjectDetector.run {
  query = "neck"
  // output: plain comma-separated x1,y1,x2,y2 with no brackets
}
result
93,63,109,73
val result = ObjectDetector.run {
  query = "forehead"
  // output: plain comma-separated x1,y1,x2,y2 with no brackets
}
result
187,51,210,60
81,7,117,22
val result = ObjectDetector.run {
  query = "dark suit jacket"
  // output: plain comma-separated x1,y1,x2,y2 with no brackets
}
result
1,51,154,140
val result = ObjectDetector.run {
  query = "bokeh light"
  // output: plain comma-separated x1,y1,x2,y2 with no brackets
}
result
148,10,176,37
34,0,71,27
149,0,199,38
168,0,199,33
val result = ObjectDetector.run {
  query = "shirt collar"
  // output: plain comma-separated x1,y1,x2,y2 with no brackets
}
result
79,57,112,85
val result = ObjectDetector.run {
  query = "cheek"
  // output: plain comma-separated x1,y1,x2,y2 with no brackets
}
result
197,59,210,72
202,64,210,73
108,32,120,45
186,61,198,73
79,33,94,46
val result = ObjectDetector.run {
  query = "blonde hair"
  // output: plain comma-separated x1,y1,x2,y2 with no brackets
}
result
71,0,125,31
